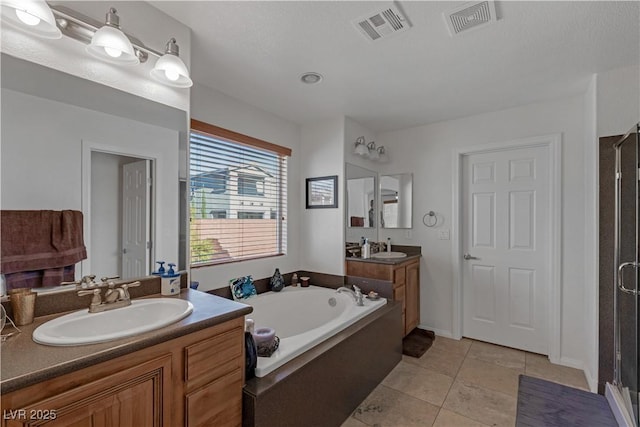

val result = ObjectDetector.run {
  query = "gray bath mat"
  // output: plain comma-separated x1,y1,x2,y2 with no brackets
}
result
516,375,617,426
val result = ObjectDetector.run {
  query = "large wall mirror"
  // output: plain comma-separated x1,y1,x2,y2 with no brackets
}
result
1,54,186,281
380,173,413,229
345,163,377,243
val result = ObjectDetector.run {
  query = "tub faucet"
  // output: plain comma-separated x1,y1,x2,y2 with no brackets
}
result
337,285,364,306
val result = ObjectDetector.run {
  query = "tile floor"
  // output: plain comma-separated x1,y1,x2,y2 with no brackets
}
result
341,337,590,427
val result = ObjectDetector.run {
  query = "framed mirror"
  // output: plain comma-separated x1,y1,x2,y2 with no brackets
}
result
345,163,377,243
1,54,185,280
380,173,413,229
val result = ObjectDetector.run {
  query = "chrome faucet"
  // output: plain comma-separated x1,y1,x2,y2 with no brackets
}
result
61,274,99,288
77,280,141,313
336,285,364,306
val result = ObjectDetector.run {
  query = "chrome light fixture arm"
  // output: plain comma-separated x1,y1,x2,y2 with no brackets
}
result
48,4,162,64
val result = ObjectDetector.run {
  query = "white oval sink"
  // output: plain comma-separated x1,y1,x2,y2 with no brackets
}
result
33,298,194,346
370,251,408,259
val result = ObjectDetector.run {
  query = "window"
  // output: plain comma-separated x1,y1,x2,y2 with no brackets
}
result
189,120,291,266
237,173,265,196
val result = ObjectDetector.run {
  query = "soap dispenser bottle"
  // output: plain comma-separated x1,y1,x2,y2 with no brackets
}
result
161,263,180,296
362,239,371,259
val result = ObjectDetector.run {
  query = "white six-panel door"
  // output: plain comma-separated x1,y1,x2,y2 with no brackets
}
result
122,159,151,279
462,145,549,354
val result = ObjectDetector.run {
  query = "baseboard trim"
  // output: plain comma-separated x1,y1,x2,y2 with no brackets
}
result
583,365,598,393
418,324,453,339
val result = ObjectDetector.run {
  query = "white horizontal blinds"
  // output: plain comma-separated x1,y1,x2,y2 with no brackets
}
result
190,120,289,266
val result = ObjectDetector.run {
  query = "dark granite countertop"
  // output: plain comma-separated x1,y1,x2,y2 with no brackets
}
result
0,288,252,394
344,245,422,265
345,253,421,265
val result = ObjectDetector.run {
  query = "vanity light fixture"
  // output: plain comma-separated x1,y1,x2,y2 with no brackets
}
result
377,146,388,162
1,0,61,39
87,8,139,65
150,38,193,88
367,141,379,160
3,3,194,89
354,136,368,156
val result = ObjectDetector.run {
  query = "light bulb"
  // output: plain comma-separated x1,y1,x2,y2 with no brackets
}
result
104,46,123,58
16,9,40,26
165,69,180,81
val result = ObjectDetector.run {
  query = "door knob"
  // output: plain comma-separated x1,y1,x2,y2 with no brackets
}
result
463,253,479,260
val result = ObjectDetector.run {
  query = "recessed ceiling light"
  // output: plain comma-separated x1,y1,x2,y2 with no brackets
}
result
300,72,323,85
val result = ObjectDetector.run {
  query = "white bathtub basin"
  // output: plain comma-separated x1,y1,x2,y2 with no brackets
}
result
370,251,407,259
33,298,194,346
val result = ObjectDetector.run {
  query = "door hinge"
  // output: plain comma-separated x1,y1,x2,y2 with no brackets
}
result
616,172,621,180
147,241,152,249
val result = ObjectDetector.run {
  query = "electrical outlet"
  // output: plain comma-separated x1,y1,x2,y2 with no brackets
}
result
438,229,450,240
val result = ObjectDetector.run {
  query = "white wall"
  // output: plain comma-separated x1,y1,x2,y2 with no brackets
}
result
378,95,587,366
1,89,180,277
0,1,191,112
189,83,302,290
597,64,640,137
583,75,599,391
300,118,345,275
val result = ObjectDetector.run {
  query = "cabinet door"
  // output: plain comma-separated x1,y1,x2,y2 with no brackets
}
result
185,368,243,427
5,355,172,427
393,283,406,336
405,261,420,335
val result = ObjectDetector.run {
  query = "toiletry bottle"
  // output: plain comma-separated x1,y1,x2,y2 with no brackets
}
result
387,237,392,253
291,272,298,287
161,263,180,296
362,239,371,259
153,261,166,275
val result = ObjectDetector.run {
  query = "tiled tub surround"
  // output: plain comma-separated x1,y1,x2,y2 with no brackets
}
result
208,271,402,427
244,301,402,427
0,277,252,394
246,285,388,377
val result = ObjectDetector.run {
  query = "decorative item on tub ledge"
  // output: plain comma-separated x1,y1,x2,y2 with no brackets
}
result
306,175,338,209
230,276,257,300
270,268,284,292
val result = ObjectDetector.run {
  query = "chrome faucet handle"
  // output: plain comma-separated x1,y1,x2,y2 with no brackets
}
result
77,288,102,306
119,281,141,300
101,276,120,284
80,274,98,287
61,279,82,286
352,285,364,306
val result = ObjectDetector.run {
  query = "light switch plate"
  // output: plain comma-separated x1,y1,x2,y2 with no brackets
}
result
438,229,450,240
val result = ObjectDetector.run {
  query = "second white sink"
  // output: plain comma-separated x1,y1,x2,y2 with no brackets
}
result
33,298,194,346
370,251,408,259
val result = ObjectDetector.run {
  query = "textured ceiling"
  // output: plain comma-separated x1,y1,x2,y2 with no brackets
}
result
151,1,640,132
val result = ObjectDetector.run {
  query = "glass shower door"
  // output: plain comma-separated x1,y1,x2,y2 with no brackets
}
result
614,123,639,426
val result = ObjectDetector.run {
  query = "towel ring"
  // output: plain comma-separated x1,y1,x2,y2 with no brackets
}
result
422,211,438,227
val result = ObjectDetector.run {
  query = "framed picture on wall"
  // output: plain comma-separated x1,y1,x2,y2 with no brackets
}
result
306,175,338,209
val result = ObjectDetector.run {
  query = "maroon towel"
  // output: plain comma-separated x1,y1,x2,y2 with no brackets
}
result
0,210,87,274
4,266,76,291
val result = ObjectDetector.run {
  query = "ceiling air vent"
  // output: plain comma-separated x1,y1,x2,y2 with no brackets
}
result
444,1,497,36
354,5,411,42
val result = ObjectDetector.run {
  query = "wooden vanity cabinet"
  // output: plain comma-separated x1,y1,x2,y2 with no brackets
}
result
1,317,244,427
346,258,420,336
